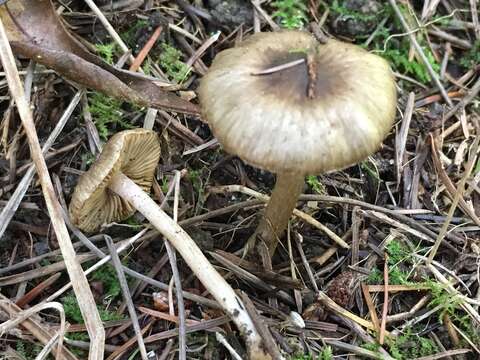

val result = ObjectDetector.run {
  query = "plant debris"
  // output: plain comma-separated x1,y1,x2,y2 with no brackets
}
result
0,0,479,359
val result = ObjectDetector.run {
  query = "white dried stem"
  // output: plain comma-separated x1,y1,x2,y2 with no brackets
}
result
0,302,65,360
109,173,268,359
0,19,105,359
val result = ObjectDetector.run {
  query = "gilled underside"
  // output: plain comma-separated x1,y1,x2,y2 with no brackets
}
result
69,129,160,232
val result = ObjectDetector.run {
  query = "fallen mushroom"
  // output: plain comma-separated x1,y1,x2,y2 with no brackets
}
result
69,129,267,359
198,31,396,256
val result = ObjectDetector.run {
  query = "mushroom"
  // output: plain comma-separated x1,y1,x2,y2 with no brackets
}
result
69,129,266,358
198,31,397,256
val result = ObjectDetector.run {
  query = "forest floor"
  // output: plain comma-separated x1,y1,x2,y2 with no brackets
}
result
0,0,479,359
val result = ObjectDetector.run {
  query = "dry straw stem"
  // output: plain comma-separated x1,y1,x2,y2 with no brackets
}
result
0,89,84,240
163,171,187,360
105,236,148,360
0,19,105,359
379,254,389,345
427,133,480,264
109,174,269,360
0,293,77,360
316,291,377,331
208,185,349,249
0,302,66,360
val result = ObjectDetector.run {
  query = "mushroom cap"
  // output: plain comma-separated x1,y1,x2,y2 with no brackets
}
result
198,31,397,175
69,129,160,232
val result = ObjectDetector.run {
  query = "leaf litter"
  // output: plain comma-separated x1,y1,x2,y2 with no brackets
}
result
0,0,479,359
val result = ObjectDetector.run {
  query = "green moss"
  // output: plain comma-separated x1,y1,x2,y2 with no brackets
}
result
361,341,381,352
367,240,417,285
272,0,307,29
95,42,116,64
460,40,480,69
91,263,123,299
121,19,148,49
319,346,333,360
62,293,85,324
384,328,437,359
62,291,125,324
306,175,325,194
87,92,134,140
16,341,43,360
382,46,439,84
388,267,412,285
362,328,437,359
330,0,379,22
159,43,190,83
67,332,89,341
367,267,383,284
426,280,480,346
386,240,411,265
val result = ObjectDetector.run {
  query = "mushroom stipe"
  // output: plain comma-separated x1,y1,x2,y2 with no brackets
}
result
69,129,269,359
199,30,397,257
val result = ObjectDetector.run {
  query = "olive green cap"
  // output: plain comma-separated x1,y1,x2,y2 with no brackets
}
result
198,31,397,174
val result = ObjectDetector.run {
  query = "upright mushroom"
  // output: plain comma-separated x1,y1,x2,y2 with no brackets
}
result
69,129,266,359
199,31,396,256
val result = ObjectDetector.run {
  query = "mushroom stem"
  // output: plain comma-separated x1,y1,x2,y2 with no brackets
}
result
108,173,268,359
254,172,304,256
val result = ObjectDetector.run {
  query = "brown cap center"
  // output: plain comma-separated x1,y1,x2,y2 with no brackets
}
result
255,47,345,104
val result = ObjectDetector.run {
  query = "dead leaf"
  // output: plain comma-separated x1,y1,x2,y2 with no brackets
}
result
0,0,199,115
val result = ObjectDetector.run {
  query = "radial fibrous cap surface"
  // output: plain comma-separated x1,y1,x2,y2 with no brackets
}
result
69,129,160,232
198,31,397,174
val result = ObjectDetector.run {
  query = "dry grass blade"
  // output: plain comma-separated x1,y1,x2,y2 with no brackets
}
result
105,236,148,360
209,185,350,248
316,291,377,331
15,273,61,308
35,331,62,360
163,170,187,360
0,301,66,359
1,2,478,358
413,349,471,360
379,254,389,345
427,132,479,263
361,283,380,332
0,293,76,360
387,0,452,107
216,332,243,360
105,320,155,360
324,340,391,360
44,230,147,302
426,264,480,326
395,92,414,185
0,18,105,359
0,89,84,240
445,76,480,121
1,0,198,114
238,291,283,360
430,134,480,226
